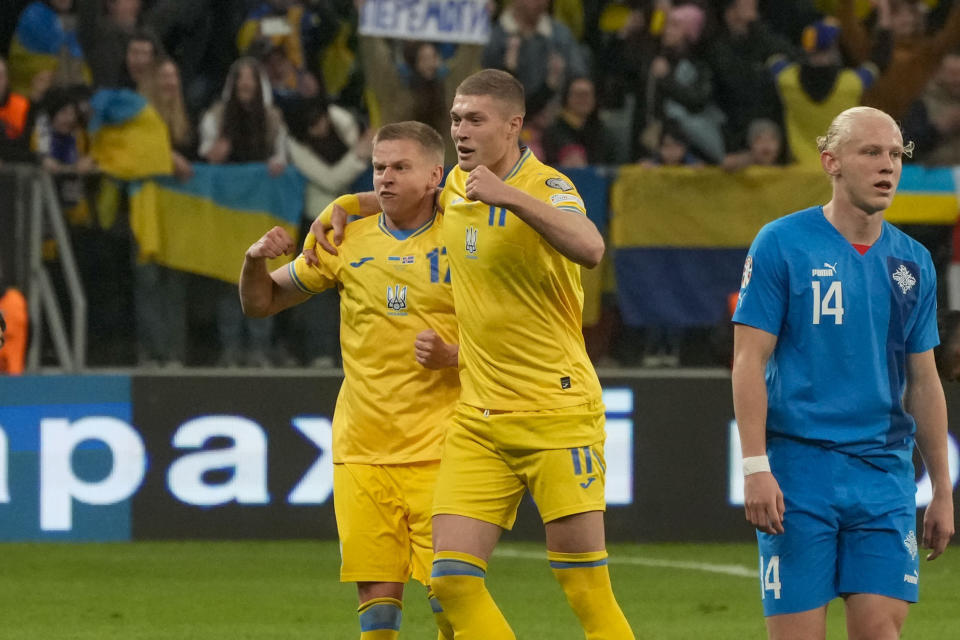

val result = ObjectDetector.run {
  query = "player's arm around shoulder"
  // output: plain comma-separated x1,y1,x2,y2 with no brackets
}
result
240,226,311,318
304,192,381,262
464,165,604,268
906,349,955,559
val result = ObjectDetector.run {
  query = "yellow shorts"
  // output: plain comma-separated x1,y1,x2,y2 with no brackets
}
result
334,461,439,585
432,403,606,529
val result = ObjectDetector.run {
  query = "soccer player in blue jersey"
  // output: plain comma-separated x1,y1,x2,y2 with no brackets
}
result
732,106,955,639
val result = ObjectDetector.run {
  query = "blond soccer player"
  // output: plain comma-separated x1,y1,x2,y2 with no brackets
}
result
240,122,457,640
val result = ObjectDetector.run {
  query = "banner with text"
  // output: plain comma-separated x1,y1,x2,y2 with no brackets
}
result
358,0,491,44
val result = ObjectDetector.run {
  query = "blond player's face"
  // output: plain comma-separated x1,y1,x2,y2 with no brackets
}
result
372,139,441,223
450,93,517,172
829,114,904,215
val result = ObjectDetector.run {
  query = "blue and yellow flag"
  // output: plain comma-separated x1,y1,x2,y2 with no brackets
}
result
89,89,173,181
129,163,305,283
609,164,958,328
7,2,88,94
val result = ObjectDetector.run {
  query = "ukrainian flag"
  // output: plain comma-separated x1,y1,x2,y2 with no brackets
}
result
885,165,958,225
89,89,173,180
129,164,305,283
610,164,959,328
7,2,88,94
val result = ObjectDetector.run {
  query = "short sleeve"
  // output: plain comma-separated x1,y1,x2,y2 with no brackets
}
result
539,174,587,216
732,225,789,337
288,250,338,295
906,251,939,354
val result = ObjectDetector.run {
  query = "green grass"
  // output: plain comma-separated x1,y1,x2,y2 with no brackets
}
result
0,541,957,639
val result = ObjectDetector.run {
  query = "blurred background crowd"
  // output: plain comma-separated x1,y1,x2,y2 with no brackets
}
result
3,0,960,372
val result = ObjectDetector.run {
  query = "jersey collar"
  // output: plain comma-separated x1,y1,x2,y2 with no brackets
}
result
378,211,437,241
504,146,532,182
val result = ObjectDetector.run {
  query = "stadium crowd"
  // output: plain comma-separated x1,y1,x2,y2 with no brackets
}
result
2,0,960,370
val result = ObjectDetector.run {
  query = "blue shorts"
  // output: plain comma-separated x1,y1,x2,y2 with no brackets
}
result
757,438,919,616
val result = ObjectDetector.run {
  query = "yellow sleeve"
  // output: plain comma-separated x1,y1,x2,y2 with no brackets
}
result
535,174,588,216
288,252,338,295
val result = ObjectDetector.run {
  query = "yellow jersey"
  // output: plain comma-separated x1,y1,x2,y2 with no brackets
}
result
289,212,458,464
438,148,602,411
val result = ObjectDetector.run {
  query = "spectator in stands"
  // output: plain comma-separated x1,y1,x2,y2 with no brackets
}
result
121,29,161,92
640,118,702,167
131,57,194,368
706,0,798,157
76,0,144,88
200,57,287,367
840,0,960,120
0,56,38,163
483,0,588,120
903,49,960,165
8,0,87,94
236,0,339,87
636,3,724,163
592,2,664,164
542,76,612,166
260,42,321,118
722,118,786,170
140,0,215,111
200,57,287,174
32,86,96,221
142,57,194,179
359,36,482,163
0,260,28,375
285,96,371,367
771,14,892,165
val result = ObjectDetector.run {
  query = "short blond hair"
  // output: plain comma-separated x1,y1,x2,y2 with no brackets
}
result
455,69,526,117
816,106,914,157
373,121,445,165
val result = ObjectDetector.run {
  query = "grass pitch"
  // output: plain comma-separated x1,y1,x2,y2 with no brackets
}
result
1,541,958,639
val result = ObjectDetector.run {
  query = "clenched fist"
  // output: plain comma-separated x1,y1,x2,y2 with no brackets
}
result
247,226,296,260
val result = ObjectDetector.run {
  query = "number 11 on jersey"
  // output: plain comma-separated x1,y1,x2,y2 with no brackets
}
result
812,281,844,325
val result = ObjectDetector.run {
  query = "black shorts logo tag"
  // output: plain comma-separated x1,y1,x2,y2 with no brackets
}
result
560,376,571,389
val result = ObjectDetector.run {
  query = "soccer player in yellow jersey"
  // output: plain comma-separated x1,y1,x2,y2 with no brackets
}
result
239,122,457,640
310,70,634,640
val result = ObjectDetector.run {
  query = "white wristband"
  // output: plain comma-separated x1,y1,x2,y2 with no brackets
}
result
742,455,771,477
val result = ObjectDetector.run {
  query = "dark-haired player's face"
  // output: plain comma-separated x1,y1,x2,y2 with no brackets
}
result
450,93,518,172
372,138,442,225
830,114,904,215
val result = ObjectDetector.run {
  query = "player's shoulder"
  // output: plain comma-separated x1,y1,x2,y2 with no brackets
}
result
882,220,933,262
516,154,582,198
754,206,822,245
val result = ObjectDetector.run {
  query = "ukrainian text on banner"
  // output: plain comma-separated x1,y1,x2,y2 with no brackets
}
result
358,0,491,44
129,164,305,283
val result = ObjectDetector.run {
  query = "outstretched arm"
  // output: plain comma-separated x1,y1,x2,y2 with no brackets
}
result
464,165,604,268
240,226,311,317
905,349,955,560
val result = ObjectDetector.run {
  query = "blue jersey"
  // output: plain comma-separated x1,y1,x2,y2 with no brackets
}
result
733,206,939,468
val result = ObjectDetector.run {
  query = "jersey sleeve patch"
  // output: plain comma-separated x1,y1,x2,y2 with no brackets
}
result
545,177,574,191
550,193,586,208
